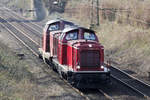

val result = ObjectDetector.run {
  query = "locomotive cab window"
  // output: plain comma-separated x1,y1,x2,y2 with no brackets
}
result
84,32,96,40
48,23,60,31
64,22,74,28
65,31,78,40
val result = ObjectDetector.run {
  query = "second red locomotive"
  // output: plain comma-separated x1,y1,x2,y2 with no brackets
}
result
39,19,110,88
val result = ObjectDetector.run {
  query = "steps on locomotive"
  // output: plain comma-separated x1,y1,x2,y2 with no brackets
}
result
38,48,51,59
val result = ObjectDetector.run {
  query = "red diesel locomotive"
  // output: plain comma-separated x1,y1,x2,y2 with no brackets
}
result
39,19,110,88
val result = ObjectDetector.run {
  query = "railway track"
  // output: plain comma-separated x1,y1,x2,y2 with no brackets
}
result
0,12,113,100
1,7,150,99
0,9,41,44
1,7,43,32
110,66,150,98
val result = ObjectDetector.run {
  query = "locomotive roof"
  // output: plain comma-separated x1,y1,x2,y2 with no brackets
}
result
62,26,78,33
46,19,74,25
62,26,95,33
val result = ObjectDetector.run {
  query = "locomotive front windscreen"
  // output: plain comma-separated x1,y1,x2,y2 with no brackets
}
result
65,31,78,40
80,50,100,67
84,32,96,40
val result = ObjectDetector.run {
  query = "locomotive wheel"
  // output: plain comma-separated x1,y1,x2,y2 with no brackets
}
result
58,70,63,79
52,66,57,72
67,77,74,85
51,63,57,72
62,72,67,80
38,54,43,59
49,57,52,65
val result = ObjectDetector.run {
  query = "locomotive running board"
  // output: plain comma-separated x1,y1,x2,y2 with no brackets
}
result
38,48,51,59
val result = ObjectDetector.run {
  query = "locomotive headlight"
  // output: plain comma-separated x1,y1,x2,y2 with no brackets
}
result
89,44,92,47
101,65,104,69
76,66,80,69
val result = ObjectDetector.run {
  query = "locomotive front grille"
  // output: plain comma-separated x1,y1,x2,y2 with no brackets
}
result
80,50,100,67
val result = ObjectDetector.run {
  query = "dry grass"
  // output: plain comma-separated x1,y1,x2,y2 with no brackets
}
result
102,0,150,27
63,0,91,27
60,0,150,29
97,21,150,75
0,43,36,100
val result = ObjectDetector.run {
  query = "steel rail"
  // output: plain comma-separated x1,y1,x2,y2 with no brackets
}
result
0,16,39,46
0,23,39,56
3,8,43,36
112,66,150,87
110,66,150,99
98,89,114,100
1,12,41,45
2,7,43,29
111,75,148,98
